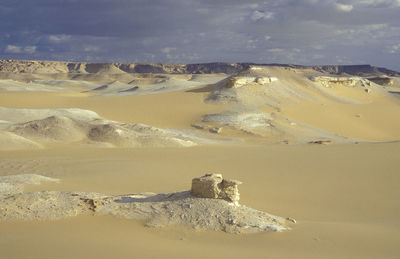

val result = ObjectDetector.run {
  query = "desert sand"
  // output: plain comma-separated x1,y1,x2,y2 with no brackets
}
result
0,60,400,258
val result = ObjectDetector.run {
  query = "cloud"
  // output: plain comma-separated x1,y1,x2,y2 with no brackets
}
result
161,47,176,54
357,0,400,7
48,34,71,43
5,45,22,53
312,54,325,59
268,48,284,53
83,45,100,52
0,0,399,71
4,45,36,54
251,10,274,21
335,3,353,12
24,46,37,54
389,43,400,53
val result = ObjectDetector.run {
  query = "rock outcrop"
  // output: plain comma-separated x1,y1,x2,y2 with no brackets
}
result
225,76,278,88
191,173,242,204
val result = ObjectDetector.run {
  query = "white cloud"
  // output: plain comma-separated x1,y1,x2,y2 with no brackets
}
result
335,3,353,12
5,45,36,54
312,54,325,59
330,23,394,47
24,46,37,54
5,45,22,53
312,44,325,50
304,0,320,4
357,0,400,7
83,45,100,52
264,35,271,41
161,47,176,54
389,43,400,53
251,10,274,21
161,47,178,60
249,3,259,9
48,34,71,43
268,48,284,53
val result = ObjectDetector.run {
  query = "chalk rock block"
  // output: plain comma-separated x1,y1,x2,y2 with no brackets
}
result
191,173,223,198
191,173,242,204
220,179,242,204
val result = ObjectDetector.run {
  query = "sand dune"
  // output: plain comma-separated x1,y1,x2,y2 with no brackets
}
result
10,115,89,142
190,65,400,143
0,107,220,149
0,79,68,92
86,122,205,147
0,107,100,124
0,131,41,150
84,81,134,93
86,75,226,97
206,66,393,106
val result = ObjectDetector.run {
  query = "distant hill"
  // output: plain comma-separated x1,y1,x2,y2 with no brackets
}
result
0,59,399,76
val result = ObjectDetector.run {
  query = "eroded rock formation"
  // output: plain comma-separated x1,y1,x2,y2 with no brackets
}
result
191,173,242,204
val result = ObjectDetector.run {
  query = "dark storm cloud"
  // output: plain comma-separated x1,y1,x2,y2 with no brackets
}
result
1,0,399,70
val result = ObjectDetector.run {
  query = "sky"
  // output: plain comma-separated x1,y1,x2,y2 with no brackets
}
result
1,0,399,71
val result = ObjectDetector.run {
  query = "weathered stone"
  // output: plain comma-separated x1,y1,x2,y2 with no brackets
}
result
191,174,242,204
191,173,222,198
220,179,242,204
